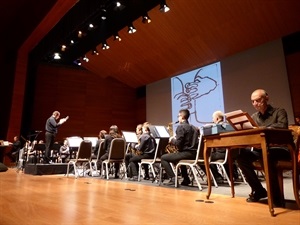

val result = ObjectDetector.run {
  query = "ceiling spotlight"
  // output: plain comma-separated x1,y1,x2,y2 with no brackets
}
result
114,1,125,11
74,59,81,66
102,41,110,50
142,14,151,24
92,48,99,55
70,40,75,45
53,53,61,60
77,31,83,38
100,8,107,20
89,23,94,29
128,24,136,34
61,45,67,52
159,1,170,13
82,55,89,62
113,33,121,41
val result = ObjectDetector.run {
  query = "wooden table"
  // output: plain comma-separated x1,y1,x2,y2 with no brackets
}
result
203,128,295,216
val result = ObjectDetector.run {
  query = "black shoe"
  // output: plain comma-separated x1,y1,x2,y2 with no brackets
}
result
246,188,267,202
144,175,150,180
114,174,119,179
181,178,191,186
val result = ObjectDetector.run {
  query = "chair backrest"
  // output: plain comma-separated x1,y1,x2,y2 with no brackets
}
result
107,138,126,160
148,138,160,161
194,134,205,163
76,140,92,160
96,140,105,160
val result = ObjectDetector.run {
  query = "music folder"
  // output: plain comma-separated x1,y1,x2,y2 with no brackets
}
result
225,110,258,130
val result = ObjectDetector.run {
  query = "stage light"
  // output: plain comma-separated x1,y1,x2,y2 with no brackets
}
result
92,48,99,55
128,24,136,34
78,31,83,38
53,53,61,60
102,41,110,50
83,55,89,62
61,45,67,52
100,7,107,20
142,13,151,24
74,59,81,66
113,33,121,41
160,1,170,12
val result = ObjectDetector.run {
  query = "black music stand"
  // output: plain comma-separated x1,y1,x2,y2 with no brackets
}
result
33,144,46,164
51,143,61,163
149,125,170,156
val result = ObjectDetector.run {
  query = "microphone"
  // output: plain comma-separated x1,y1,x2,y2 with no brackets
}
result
171,121,179,125
35,130,42,133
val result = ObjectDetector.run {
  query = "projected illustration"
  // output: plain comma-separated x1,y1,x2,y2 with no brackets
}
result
171,62,224,127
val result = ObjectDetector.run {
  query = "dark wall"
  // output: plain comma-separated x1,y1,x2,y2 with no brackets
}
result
283,32,300,121
23,64,146,143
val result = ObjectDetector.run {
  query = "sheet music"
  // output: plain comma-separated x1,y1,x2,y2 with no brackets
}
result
83,137,98,147
122,131,138,143
66,136,83,147
155,126,170,138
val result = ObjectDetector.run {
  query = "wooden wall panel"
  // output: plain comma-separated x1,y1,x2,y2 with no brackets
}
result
30,64,142,143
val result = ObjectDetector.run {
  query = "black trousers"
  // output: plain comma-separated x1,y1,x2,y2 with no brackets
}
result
236,147,290,200
128,153,154,177
44,132,55,162
161,150,197,180
99,153,119,176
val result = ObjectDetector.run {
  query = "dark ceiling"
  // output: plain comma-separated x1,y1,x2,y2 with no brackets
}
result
2,0,300,88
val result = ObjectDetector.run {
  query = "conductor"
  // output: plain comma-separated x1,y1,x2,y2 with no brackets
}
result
44,111,68,164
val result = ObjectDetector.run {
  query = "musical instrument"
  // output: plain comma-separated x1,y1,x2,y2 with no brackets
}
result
165,122,178,153
130,134,142,155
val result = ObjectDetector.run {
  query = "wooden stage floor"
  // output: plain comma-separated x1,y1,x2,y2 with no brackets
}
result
0,168,299,225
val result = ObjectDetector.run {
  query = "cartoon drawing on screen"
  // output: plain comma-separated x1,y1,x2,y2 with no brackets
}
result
172,68,219,124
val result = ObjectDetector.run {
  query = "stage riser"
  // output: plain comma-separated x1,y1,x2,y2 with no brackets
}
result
24,163,68,175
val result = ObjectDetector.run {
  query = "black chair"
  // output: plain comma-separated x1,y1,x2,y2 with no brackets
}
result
66,140,92,178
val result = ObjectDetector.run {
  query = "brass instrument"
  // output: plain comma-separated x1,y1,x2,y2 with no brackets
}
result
129,144,142,155
129,135,142,155
165,122,178,153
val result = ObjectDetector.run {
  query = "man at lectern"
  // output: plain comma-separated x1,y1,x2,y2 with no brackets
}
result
44,111,68,164
161,109,199,186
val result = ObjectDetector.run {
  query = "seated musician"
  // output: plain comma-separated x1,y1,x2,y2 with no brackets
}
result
93,130,107,168
27,140,37,164
94,130,107,158
161,109,199,186
59,139,70,163
128,123,156,181
201,111,239,183
236,89,290,206
6,136,21,163
99,125,122,178
124,124,143,174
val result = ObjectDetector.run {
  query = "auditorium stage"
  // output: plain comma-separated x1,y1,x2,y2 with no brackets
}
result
24,163,68,175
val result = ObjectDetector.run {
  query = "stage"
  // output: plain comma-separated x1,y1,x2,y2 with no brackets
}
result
24,163,68,175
